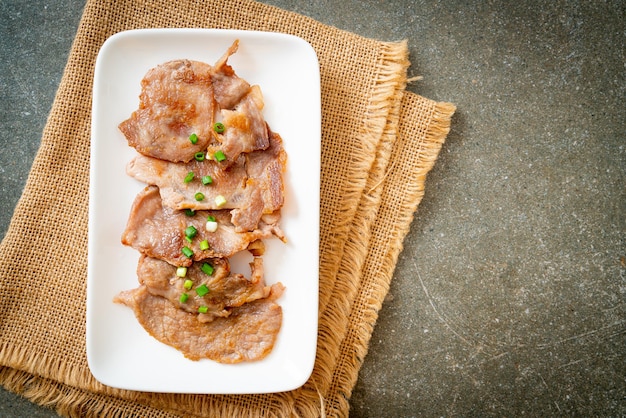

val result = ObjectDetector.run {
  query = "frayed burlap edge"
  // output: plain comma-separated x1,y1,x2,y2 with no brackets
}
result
316,39,410,316
310,43,411,415
330,96,456,415
0,367,179,418
302,39,410,409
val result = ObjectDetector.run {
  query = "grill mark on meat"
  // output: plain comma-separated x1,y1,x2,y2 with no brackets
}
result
121,186,284,266
137,255,276,323
113,284,284,363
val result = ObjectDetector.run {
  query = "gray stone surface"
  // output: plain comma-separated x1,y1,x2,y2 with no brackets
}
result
1,1,624,417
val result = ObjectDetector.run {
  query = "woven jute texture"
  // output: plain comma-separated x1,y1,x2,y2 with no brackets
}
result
0,0,455,416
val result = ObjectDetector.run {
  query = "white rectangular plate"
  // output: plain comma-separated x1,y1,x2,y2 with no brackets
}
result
87,29,320,394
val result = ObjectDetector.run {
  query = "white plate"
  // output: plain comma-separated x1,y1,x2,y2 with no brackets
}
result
87,29,320,394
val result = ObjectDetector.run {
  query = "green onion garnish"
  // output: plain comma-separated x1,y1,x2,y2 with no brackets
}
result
201,263,214,276
184,171,195,183
179,293,189,303
194,192,205,201
189,133,198,144
199,240,209,250
206,215,216,222
214,150,226,162
176,266,187,278
194,152,205,161
214,195,226,207
184,225,198,239
183,279,193,290
205,219,218,232
213,122,225,133
195,283,210,296
184,208,196,216
181,246,193,258
201,175,213,185
198,305,208,314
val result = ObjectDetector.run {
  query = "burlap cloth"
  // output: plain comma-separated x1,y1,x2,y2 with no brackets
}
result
0,0,455,416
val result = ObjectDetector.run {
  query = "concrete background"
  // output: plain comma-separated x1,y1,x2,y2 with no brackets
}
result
1,1,624,416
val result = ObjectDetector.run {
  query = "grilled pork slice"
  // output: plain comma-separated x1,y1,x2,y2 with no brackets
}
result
126,131,286,232
137,255,277,323
211,39,251,109
118,58,215,163
121,186,284,267
118,39,272,164
114,284,284,363
209,85,270,166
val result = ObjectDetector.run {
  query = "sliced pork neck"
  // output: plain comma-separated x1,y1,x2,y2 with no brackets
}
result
137,255,278,323
121,186,283,266
126,131,286,232
118,59,216,163
114,284,284,363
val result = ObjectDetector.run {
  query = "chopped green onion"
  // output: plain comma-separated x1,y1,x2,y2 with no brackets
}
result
176,266,188,278
201,175,213,185
214,195,227,207
181,246,193,258
194,151,205,161
206,215,216,222
185,236,193,243
195,283,210,296
200,263,214,276
214,150,226,162
184,171,195,183
199,239,209,250
179,293,189,303
189,133,198,144
194,192,205,201
183,279,193,290
184,208,196,216
213,122,225,133
184,225,198,239
206,220,218,232
198,305,208,314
